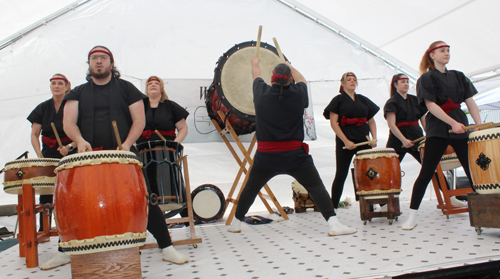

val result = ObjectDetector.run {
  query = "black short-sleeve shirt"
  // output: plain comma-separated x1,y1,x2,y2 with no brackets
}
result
323,93,380,143
416,69,477,139
252,78,313,170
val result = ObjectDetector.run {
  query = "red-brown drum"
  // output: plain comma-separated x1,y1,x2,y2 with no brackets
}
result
354,148,402,196
418,140,461,171
205,41,282,135
2,158,60,195
468,127,500,194
54,151,148,255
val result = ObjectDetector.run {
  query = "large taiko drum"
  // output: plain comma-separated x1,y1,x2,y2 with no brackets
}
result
418,140,461,171
354,148,402,196
206,41,282,135
468,127,500,194
2,158,60,195
54,151,148,255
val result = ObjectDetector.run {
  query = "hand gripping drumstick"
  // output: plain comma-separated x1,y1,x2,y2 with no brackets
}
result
343,139,378,149
50,122,64,148
111,121,123,150
447,122,497,133
272,37,286,63
255,25,262,56
401,135,426,148
155,130,167,141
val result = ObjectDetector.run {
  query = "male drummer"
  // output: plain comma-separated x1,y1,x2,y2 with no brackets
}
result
40,46,189,270
227,55,357,236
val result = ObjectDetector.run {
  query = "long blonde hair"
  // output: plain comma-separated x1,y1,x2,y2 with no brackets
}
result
146,76,169,102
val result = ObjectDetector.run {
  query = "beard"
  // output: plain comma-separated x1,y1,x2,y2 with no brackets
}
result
89,65,112,80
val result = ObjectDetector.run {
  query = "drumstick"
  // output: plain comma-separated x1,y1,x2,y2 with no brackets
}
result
155,130,166,141
272,37,285,63
50,122,64,148
448,122,496,133
401,136,426,148
343,139,378,149
111,121,123,150
255,25,262,57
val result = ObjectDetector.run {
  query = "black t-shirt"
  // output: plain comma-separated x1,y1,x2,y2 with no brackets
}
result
93,82,114,149
323,93,379,144
252,78,313,171
417,69,477,139
384,93,427,151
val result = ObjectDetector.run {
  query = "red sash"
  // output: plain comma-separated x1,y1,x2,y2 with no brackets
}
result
440,99,460,114
257,140,309,154
41,136,70,148
140,129,176,139
340,116,367,126
396,121,418,128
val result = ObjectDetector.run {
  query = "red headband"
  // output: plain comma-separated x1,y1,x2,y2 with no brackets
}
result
147,78,160,83
339,74,356,93
50,77,69,83
394,77,409,83
271,71,292,83
427,44,450,53
88,49,113,60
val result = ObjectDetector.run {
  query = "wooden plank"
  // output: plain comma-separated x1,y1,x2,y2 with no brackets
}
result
71,247,141,279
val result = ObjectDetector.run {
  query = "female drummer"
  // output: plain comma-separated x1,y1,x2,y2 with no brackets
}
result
323,72,379,208
137,76,188,145
27,74,76,228
402,41,481,230
384,73,426,163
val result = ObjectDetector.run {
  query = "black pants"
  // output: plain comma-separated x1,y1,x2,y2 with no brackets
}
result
235,165,336,221
387,143,422,164
409,137,473,210
147,203,173,248
331,138,372,208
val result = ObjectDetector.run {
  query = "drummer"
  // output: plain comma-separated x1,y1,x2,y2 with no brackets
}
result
27,74,76,239
228,56,356,236
323,72,379,209
401,41,481,230
42,46,189,270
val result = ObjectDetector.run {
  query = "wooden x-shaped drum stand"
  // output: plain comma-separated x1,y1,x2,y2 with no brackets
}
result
211,111,288,225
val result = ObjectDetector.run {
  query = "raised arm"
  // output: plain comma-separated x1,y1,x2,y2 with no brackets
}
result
251,55,262,80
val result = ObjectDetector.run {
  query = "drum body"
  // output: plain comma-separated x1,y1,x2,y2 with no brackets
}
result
354,148,401,196
137,140,186,212
206,41,282,135
291,180,316,208
418,140,461,171
3,158,60,195
191,184,226,223
54,151,148,255
468,128,500,194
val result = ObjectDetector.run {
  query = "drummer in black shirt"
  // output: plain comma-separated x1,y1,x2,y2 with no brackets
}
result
228,56,356,236
402,41,481,230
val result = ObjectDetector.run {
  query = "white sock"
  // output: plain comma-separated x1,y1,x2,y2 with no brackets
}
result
40,252,71,270
402,209,418,230
227,219,243,233
328,216,357,236
450,196,466,206
162,246,189,264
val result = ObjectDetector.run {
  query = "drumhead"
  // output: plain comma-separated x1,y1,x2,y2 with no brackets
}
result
469,127,500,143
3,158,60,171
191,184,226,223
137,140,183,154
55,150,142,172
355,148,398,160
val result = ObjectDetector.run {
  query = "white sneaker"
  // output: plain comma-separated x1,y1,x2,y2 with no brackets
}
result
328,216,357,236
162,246,189,264
40,252,71,270
450,196,467,207
227,220,243,233
402,209,418,230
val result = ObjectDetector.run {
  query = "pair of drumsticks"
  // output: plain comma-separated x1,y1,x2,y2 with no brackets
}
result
50,121,169,152
255,25,285,63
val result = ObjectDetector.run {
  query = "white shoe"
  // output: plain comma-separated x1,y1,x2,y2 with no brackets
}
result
328,216,357,236
450,196,467,207
402,209,418,230
162,246,189,264
40,252,71,270
227,220,243,233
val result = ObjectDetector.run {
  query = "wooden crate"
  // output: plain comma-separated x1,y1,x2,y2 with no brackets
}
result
467,192,500,235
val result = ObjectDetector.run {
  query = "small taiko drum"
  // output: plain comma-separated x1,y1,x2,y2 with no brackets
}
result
205,41,282,135
354,148,402,196
291,180,318,212
191,184,226,223
2,158,60,195
468,127,500,194
418,140,461,171
54,151,148,255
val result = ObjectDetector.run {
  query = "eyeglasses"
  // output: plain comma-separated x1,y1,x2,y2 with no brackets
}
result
90,55,110,61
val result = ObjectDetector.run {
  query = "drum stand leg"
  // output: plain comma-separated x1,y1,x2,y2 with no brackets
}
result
211,111,289,225
431,164,472,216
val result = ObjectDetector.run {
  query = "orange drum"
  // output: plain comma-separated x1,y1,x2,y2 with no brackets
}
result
468,127,500,194
418,140,461,171
54,151,148,255
2,158,60,195
354,148,402,196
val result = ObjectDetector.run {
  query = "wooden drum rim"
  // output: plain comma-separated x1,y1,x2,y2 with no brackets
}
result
55,151,142,173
